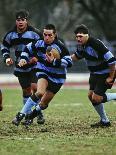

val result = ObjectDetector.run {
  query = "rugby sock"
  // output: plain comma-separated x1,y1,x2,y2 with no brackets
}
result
20,95,40,114
93,103,109,123
35,104,41,111
23,95,32,114
23,97,31,114
105,93,116,102
23,96,30,105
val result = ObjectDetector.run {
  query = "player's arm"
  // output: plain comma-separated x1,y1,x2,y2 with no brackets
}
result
94,39,116,85
18,43,33,67
100,43,116,85
46,46,60,62
71,48,83,62
71,53,80,61
46,46,72,68
106,63,116,85
1,35,13,66
109,63,116,79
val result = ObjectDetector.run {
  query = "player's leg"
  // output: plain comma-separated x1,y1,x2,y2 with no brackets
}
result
30,69,45,124
30,69,38,95
104,77,116,101
91,92,110,127
36,90,55,124
23,90,55,127
18,73,32,105
12,78,48,126
25,80,62,126
12,73,33,126
0,89,3,111
88,74,110,127
88,90,108,125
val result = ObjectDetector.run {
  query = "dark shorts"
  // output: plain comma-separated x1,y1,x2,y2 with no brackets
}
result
37,74,63,94
89,73,115,96
15,70,38,89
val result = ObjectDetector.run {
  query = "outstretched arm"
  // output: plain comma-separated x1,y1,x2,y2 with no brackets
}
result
106,64,116,86
71,53,80,61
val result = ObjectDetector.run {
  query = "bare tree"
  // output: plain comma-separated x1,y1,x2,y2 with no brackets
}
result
0,0,116,41
77,0,116,40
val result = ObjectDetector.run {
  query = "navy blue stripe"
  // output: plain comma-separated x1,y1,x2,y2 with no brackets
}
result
88,62,108,72
34,68,66,79
107,57,116,63
10,38,35,45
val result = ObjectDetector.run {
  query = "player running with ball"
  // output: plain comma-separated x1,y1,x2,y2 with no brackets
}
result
12,24,72,126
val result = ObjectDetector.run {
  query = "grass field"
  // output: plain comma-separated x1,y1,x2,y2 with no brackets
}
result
0,88,116,155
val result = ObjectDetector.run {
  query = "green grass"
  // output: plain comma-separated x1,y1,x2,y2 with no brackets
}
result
0,88,116,155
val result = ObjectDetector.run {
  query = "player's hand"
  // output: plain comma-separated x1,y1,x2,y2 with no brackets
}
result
6,58,13,66
29,57,38,64
0,105,3,111
18,59,27,67
106,77,114,86
46,52,54,63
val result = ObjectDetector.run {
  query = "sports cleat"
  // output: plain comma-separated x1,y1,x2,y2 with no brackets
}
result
12,112,25,126
23,119,33,128
91,120,111,128
21,114,33,126
37,111,45,124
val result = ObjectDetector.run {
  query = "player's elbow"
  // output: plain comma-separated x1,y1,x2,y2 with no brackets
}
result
67,61,73,68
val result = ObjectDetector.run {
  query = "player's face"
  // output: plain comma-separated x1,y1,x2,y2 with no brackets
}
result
16,18,28,32
75,33,88,45
43,29,56,44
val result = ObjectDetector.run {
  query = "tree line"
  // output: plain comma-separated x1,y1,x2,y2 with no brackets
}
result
0,0,116,41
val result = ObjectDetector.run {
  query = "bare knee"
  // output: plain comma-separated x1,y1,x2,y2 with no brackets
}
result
88,91,93,102
22,87,31,97
39,102,48,110
31,83,37,94
39,91,55,110
91,93,103,104
35,91,44,98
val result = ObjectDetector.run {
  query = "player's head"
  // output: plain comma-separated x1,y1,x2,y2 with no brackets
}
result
43,24,57,44
15,9,29,32
74,24,89,45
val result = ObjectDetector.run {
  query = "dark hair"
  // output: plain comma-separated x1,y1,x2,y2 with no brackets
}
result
44,24,56,33
74,24,89,34
15,9,29,20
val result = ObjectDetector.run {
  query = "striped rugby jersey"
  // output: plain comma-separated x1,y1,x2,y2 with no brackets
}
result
74,37,116,74
1,25,42,75
21,39,72,84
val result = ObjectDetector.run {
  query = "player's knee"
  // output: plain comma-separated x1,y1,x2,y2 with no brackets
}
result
23,87,31,96
88,94,92,101
88,91,93,102
31,83,37,94
35,91,44,98
40,103,48,110
91,95,103,104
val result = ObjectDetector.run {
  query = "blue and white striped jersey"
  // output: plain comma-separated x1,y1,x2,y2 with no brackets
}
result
1,25,42,74
21,39,72,84
74,37,116,74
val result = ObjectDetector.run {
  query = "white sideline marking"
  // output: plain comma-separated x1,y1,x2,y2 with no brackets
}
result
4,105,15,107
53,103,82,106
18,137,34,140
4,103,83,107
0,137,34,140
